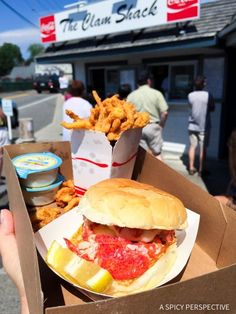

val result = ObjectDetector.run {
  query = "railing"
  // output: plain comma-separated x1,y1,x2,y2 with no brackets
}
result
0,81,33,92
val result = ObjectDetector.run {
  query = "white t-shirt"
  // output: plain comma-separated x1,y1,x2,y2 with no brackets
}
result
62,97,92,141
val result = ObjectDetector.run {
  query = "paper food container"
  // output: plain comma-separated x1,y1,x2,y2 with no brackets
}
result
3,142,236,314
70,128,142,196
34,206,200,298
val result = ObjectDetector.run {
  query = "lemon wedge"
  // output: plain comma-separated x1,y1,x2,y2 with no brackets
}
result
46,240,76,282
46,240,113,293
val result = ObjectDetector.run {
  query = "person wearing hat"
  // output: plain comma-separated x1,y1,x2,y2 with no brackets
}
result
127,70,168,160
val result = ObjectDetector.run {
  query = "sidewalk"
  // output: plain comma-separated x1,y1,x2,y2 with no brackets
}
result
34,94,63,142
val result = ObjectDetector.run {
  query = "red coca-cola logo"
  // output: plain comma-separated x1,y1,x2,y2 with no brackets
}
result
168,0,197,10
40,15,56,43
167,0,199,22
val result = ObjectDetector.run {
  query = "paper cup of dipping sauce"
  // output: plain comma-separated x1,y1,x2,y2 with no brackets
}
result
12,152,62,188
22,174,64,207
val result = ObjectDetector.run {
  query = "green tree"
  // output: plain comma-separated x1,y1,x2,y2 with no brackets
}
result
26,43,44,64
0,43,23,77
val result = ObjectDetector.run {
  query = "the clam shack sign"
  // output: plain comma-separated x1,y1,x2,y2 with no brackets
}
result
40,0,200,44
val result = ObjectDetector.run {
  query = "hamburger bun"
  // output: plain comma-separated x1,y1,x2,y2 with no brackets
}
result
80,178,187,230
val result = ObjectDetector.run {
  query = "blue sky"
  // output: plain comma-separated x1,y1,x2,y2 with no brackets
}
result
0,0,215,59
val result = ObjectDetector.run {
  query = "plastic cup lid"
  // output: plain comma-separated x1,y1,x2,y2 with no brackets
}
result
12,152,62,179
23,174,65,192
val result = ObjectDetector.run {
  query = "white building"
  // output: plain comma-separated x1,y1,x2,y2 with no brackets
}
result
37,0,236,158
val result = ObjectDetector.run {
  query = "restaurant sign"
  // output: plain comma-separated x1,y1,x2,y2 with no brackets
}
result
40,0,200,43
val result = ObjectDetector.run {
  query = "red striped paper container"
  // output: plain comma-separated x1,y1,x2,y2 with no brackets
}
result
70,128,142,196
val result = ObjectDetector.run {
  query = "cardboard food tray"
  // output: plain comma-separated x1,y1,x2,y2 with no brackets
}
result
4,142,236,314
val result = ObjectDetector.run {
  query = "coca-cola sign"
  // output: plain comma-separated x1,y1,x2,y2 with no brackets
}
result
40,15,56,43
39,0,199,44
167,0,199,22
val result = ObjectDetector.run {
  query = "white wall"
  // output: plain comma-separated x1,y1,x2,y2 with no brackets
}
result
163,102,222,158
73,62,86,82
35,63,73,78
163,57,224,158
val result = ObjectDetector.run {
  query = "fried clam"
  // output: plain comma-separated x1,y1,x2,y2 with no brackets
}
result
133,112,150,128
61,119,92,130
63,197,80,212
61,90,150,140
62,179,74,188
92,90,103,106
29,180,80,231
30,206,61,231
55,186,76,206
65,109,80,121
107,131,120,141
89,105,100,127
110,118,121,133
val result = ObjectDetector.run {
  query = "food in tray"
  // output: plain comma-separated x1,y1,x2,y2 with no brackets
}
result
30,180,80,231
30,206,62,231
45,178,187,296
61,91,150,141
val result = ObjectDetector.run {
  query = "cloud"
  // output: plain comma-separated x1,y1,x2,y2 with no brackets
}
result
0,27,41,45
0,27,43,58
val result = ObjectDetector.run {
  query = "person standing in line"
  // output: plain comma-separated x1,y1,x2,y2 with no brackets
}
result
117,83,132,100
127,71,168,160
59,71,69,95
0,106,10,184
161,76,169,100
188,75,215,176
62,80,93,141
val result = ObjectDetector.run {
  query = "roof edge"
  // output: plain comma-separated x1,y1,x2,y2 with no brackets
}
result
218,20,236,38
36,37,218,64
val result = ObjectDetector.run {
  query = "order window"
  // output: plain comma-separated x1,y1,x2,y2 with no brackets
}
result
169,65,195,100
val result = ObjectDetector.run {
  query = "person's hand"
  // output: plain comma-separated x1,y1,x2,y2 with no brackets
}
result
0,209,29,314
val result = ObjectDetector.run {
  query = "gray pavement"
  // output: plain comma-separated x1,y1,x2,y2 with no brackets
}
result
0,94,230,313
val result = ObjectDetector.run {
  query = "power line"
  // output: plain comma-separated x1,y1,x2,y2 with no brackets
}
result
0,0,39,29
43,0,62,11
24,0,40,14
37,0,53,12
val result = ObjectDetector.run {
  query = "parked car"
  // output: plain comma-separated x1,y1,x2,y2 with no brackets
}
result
33,74,60,93
0,98,19,129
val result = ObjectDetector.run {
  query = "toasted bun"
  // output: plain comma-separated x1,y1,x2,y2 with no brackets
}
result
106,243,177,297
79,178,187,230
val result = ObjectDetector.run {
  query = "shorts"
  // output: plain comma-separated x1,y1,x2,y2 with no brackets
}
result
140,123,163,156
189,131,209,149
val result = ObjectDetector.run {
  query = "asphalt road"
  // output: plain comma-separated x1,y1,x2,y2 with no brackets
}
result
0,90,61,314
0,90,60,209
9,90,58,140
